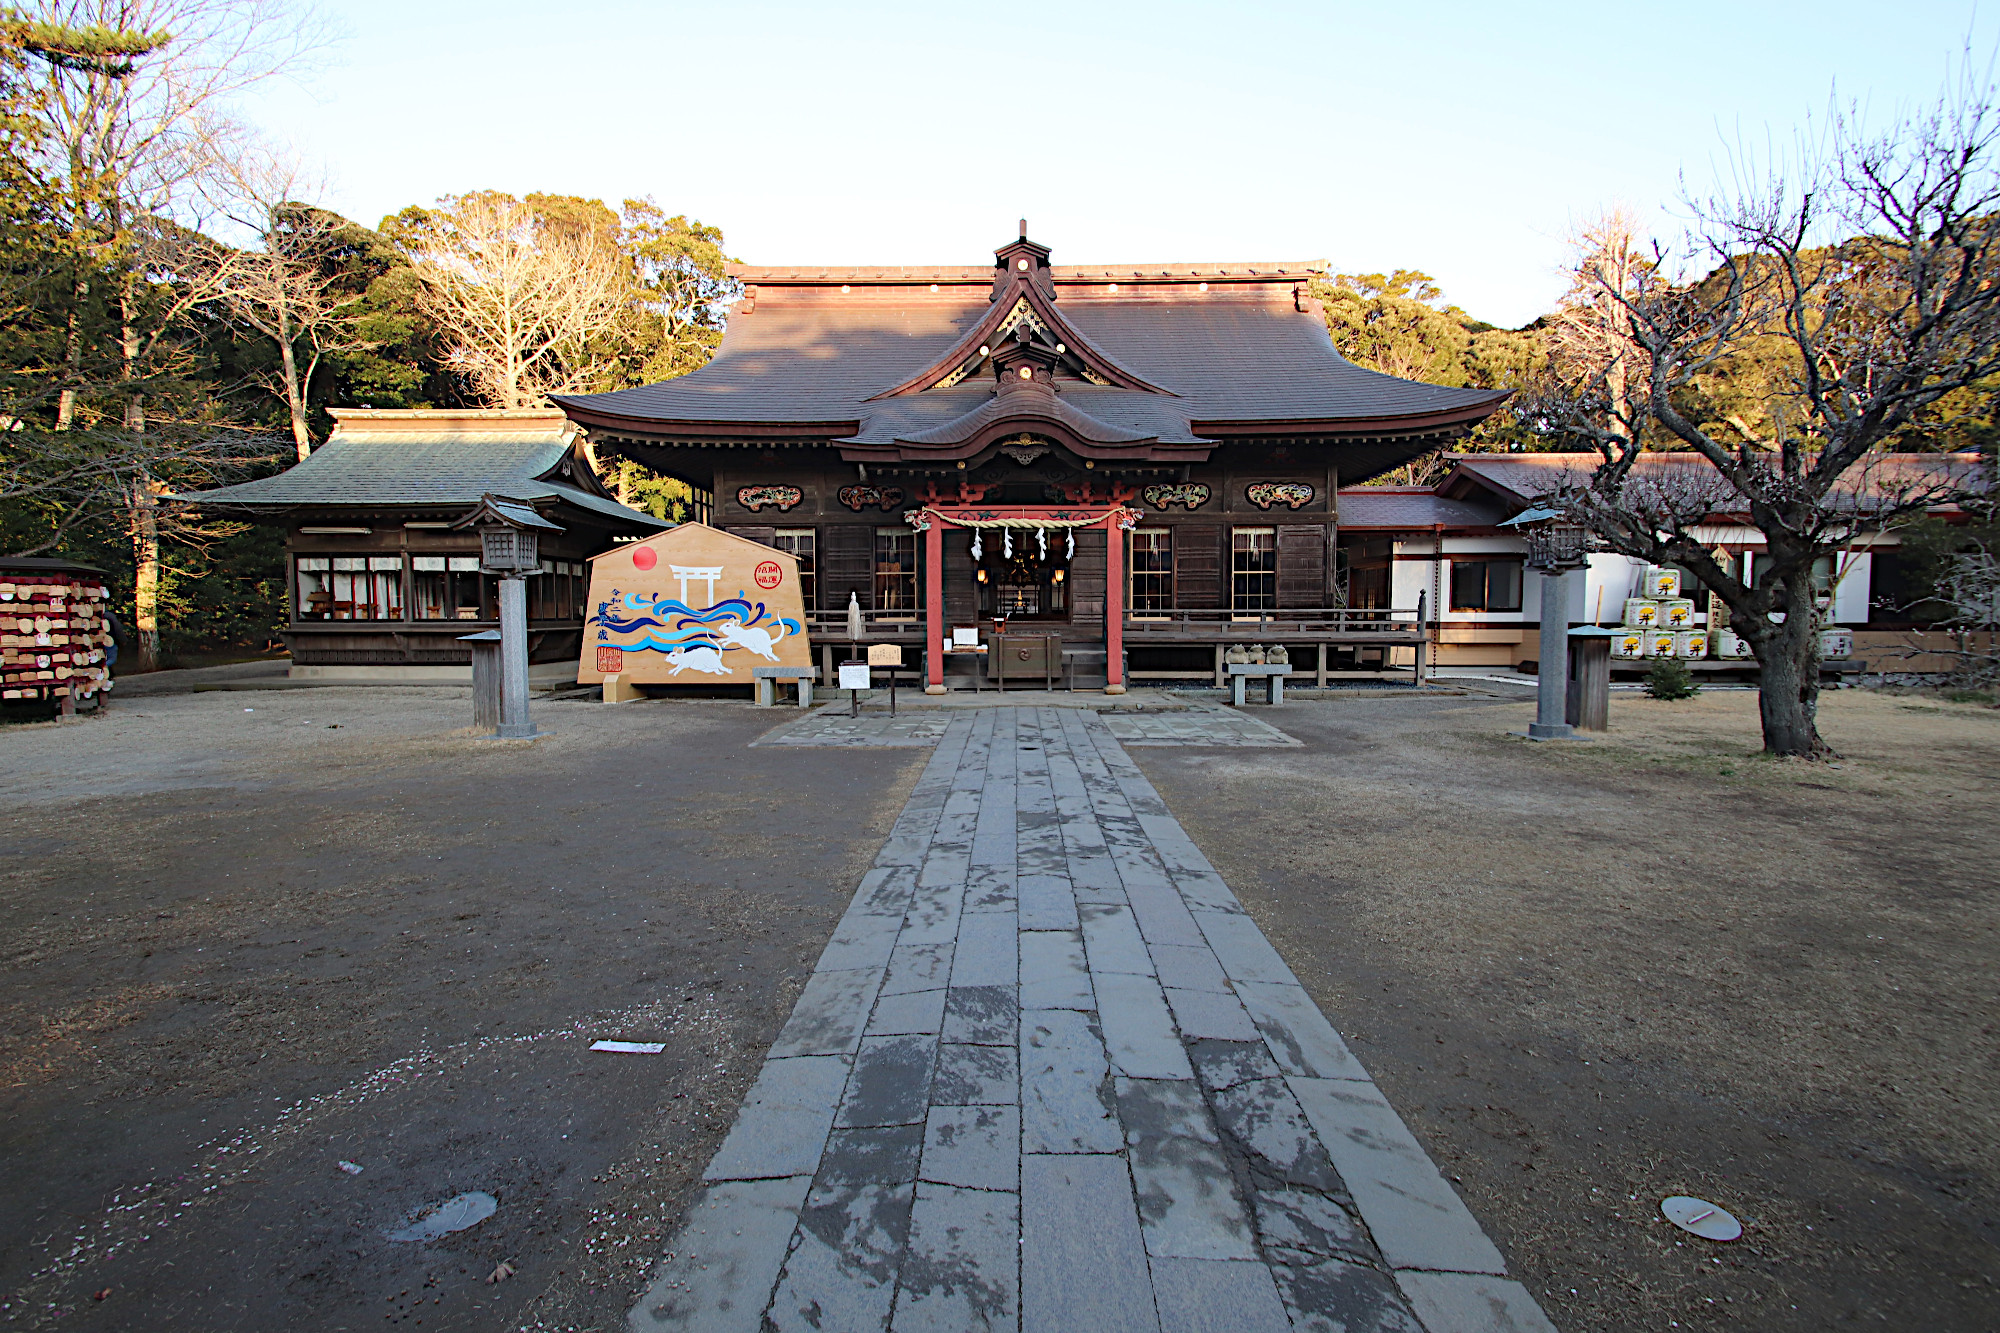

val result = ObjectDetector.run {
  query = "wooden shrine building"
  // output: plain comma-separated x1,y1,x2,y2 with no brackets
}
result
556,228,1510,691
175,409,667,683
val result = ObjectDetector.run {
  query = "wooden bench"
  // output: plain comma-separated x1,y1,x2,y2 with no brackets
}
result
1226,662,1292,706
752,664,819,707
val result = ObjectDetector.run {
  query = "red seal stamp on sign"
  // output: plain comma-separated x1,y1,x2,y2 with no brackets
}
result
596,646,625,673
754,560,783,589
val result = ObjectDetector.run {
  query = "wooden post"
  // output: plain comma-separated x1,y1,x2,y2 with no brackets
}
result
1317,642,1327,687
1103,518,1126,694
924,517,946,694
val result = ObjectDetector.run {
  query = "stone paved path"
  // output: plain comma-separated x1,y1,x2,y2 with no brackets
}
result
632,709,1554,1333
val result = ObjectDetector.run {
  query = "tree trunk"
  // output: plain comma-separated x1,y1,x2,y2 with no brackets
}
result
120,278,161,673
1750,582,1829,758
56,266,89,429
279,306,311,461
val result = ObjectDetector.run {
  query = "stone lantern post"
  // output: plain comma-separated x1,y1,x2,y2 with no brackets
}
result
453,495,563,740
1504,507,1591,740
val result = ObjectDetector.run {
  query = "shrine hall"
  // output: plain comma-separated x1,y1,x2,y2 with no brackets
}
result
554,226,1510,693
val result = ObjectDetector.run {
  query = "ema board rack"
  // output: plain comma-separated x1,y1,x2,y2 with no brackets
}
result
0,562,113,704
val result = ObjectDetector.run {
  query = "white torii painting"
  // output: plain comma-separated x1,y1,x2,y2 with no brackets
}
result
670,564,723,607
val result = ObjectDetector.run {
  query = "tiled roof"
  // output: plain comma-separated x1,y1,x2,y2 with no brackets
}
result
557,274,1507,438
1445,451,1988,506
1335,490,1509,529
172,412,667,530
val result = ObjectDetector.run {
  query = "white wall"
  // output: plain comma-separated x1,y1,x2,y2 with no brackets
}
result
1832,550,1872,625
1390,543,1434,615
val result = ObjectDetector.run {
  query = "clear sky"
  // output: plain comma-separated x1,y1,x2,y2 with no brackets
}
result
239,0,1997,327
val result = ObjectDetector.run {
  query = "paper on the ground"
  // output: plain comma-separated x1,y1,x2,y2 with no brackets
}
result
591,1039,666,1053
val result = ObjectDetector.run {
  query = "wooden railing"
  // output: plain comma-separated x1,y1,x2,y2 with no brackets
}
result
803,609,926,638
1119,604,1425,636
802,604,1431,638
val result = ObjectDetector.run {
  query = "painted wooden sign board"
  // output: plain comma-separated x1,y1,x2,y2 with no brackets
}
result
579,523,812,685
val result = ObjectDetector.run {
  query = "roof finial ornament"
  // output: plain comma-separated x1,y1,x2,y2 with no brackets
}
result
1019,218,1027,240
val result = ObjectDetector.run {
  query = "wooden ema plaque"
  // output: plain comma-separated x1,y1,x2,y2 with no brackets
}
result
579,523,811,685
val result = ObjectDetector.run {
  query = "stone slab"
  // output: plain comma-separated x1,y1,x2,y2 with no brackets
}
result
1020,1009,1120,1154
1019,930,1094,1011
869,987,948,1036
953,912,1022,987
922,1104,1021,1191
933,1042,1019,1105
705,1055,851,1181
895,1182,1021,1333
1094,971,1195,1080
1146,1257,1293,1333
629,1175,811,1333
1079,903,1157,976
1162,987,1260,1042
1394,1271,1560,1333
1020,1154,1160,1333
1289,1078,1509,1276
838,1034,937,1128
1234,982,1369,1081
771,968,884,1059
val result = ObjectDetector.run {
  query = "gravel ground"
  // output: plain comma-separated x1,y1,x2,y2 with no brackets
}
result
0,689,923,1332
1130,687,2000,1332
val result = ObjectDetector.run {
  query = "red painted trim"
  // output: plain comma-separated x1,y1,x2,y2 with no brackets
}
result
924,518,945,689
1105,518,1125,689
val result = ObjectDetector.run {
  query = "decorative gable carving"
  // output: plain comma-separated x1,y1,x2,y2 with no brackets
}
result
867,234,1174,400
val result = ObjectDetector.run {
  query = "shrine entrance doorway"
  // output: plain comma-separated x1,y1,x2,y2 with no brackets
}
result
976,530,1070,622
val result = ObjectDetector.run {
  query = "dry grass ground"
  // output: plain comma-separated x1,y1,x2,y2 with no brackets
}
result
1133,687,2000,1333
0,689,924,1332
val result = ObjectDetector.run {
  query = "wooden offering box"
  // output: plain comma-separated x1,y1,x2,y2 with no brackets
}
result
0,559,114,704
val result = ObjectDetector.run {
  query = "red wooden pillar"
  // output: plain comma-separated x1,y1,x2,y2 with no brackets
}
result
1103,516,1126,694
924,517,946,694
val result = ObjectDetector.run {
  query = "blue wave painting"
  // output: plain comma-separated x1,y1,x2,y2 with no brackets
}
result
589,588,801,654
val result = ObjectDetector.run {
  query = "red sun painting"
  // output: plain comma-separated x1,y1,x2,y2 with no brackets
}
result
631,546,658,571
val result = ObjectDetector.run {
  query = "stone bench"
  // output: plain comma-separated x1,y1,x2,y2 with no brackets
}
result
1226,662,1292,706
752,665,820,708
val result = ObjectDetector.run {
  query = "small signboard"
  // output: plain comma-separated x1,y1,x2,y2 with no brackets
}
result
838,660,871,691
952,626,980,647
867,643,903,666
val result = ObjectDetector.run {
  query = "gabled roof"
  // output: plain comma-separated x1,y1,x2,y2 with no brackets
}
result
1335,488,1509,529
555,232,1511,467
171,409,669,531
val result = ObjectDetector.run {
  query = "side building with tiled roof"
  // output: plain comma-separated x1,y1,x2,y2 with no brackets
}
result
1339,451,1983,675
172,409,668,682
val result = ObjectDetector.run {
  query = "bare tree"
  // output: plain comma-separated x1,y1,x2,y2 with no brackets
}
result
1523,71,2000,757
399,192,629,409
195,150,374,459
